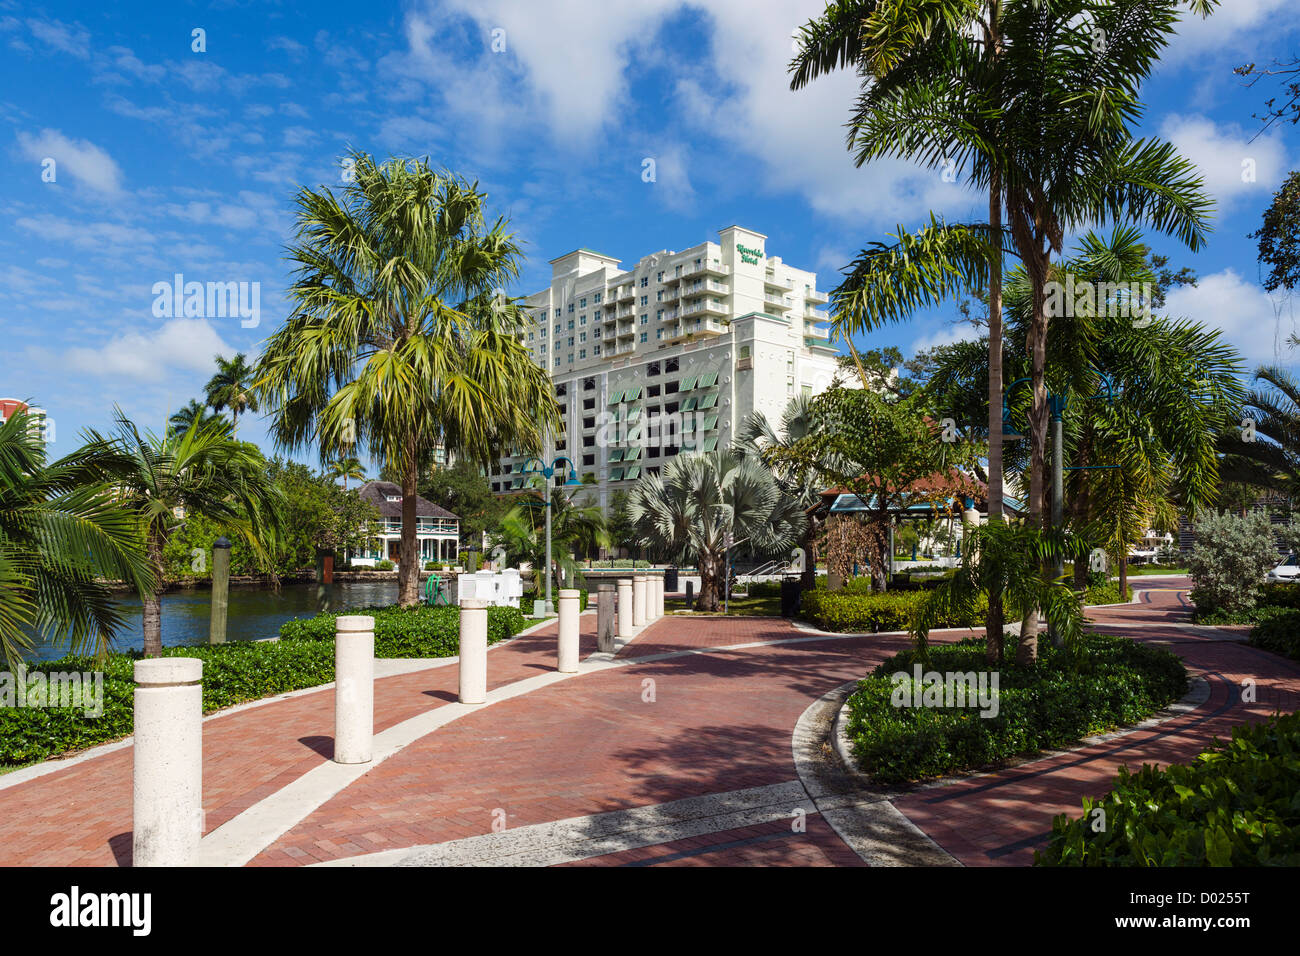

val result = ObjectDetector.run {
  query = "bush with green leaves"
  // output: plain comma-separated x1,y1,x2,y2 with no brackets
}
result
278,603,526,655
375,559,395,571
1036,711,1300,866
1187,511,1278,618
1249,606,1300,660
845,635,1186,785
801,589,986,632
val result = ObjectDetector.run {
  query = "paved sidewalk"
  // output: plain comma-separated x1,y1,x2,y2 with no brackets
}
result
0,577,1295,867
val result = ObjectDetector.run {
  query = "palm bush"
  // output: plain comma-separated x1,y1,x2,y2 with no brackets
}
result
0,412,152,664
627,450,805,611
1187,511,1278,618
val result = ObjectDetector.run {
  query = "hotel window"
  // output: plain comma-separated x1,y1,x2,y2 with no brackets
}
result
580,332,587,343
740,345,750,359
594,292,602,303
568,320,574,330
584,377,596,390
647,361,660,376
580,297,587,307
580,349,586,359
640,277,648,287
648,383,661,397
582,454,595,466
656,291,663,302
554,324,561,335
656,329,663,339
656,309,663,320
528,332,534,342
640,314,648,324
555,358,561,367
666,358,679,372
656,271,664,282
640,295,648,306
580,314,586,325
593,328,601,339
594,344,601,356
640,332,648,342
568,304,574,313
568,353,575,364
568,336,575,347
803,384,813,399
555,309,561,317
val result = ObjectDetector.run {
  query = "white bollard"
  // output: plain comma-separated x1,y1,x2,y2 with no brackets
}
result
459,598,489,704
557,588,580,673
617,578,635,640
334,615,374,764
645,575,658,621
133,657,203,867
654,576,665,619
633,575,648,627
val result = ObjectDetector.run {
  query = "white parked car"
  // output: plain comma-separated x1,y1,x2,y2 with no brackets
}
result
1266,555,1300,583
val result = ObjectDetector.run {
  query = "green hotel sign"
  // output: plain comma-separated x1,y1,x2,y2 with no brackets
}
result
736,243,763,265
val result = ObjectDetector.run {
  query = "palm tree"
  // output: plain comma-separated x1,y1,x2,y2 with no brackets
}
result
492,489,609,590
627,450,805,611
168,399,228,436
255,151,559,606
204,353,259,433
1220,366,1300,498
327,455,366,491
810,0,1218,657
0,411,153,664
85,411,282,657
736,392,825,591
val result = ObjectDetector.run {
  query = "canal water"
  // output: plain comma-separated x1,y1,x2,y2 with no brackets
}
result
31,580,402,662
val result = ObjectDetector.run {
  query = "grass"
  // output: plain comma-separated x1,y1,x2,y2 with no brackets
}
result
666,593,781,616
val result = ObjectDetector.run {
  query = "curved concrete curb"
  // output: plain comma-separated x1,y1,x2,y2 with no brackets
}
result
791,681,959,867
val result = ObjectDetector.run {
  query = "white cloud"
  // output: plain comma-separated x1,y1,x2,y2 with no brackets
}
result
15,128,124,193
64,318,232,382
17,213,154,249
910,320,981,355
1167,0,1298,61
1160,114,1289,209
25,17,90,59
1165,268,1297,365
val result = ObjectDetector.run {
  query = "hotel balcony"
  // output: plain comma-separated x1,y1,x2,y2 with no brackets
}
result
764,293,793,312
681,261,730,279
662,308,679,321
807,289,829,304
805,306,828,320
663,270,682,285
615,304,634,318
680,299,730,320
764,272,794,291
616,285,635,302
662,287,679,302
803,323,831,340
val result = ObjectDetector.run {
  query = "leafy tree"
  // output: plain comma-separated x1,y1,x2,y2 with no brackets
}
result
419,459,503,548
0,412,152,664
1249,170,1300,295
490,489,608,589
255,151,559,606
605,489,640,559
770,386,981,591
86,412,282,657
628,451,805,611
204,353,260,433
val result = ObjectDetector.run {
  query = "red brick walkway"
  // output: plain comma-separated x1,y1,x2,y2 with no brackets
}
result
1,578,1295,867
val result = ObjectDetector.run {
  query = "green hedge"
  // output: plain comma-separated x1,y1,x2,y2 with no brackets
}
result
520,588,588,612
801,589,987,632
843,635,1187,785
1037,711,1300,866
0,641,337,766
278,603,527,655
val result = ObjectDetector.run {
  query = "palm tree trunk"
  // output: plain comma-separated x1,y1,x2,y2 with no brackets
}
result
985,158,1005,663
398,449,421,606
142,532,166,658
1118,555,1128,602
1019,257,1051,665
698,552,721,611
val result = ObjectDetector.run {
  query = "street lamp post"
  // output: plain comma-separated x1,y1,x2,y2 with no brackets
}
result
521,455,581,614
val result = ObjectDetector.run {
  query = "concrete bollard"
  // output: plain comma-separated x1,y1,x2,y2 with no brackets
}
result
558,588,580,672
133,657,203,867
633,575,648,627
459,598,488,704
596,583,616,654
655,576,665,618
334,615,374,764
617,578,635,640
643,575,657,622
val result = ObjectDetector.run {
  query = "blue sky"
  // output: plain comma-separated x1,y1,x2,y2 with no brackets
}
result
2,0,1298,462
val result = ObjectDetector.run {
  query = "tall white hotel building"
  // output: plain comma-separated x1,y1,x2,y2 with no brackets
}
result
490,225,841,508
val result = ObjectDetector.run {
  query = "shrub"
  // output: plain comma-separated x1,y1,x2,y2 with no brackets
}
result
520,588,588,612
746,581,781,599
279,603,527,655
1083,582,1130,606
1037,712,1300,866
801,589,986,632
1249,607,1300,660
844,635,1187,785
1187,511,1277,618
375,559,395,571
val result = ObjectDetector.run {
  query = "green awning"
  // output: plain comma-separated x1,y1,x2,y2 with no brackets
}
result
681,417,696,433
624,445,643,461
625,466,641,480
702,414,719,430
624,386,642,401
608,448,624,462
610,467,625,481
682,397,699,412
699,371,718,388
626,408,641,423
626,426,641,441
701,436,718,452
608,390,623,405
612,408,622,421
511,476,524,488
679,375,697,391
698,392,719,409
